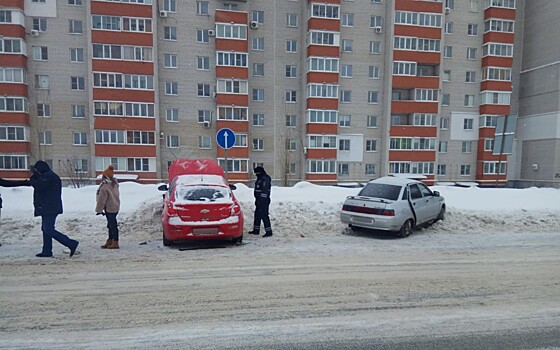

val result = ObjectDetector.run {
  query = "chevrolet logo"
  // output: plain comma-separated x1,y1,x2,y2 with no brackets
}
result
200,209,210,214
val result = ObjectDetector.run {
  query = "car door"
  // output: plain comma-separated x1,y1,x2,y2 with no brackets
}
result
417,183,440,221
408,184,428,224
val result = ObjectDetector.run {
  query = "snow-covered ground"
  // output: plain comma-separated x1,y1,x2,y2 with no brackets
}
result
1,181,559,258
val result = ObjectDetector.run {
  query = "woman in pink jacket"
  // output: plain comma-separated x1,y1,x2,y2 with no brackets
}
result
96,165,121,249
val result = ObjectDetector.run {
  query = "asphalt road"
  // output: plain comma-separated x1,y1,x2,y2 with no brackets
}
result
1,231,559,349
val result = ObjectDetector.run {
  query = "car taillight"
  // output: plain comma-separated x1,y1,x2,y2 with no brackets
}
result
230,203,241,216
343,204,395,216
167,203,178,217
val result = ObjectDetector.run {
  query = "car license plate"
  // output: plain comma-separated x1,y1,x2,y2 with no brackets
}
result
353,216,374,225
192,228,220,235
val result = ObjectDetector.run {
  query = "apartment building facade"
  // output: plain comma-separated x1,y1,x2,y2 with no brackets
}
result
0,0,523,185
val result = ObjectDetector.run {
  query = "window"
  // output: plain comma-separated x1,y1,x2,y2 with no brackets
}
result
418,13,442,27
444,21,453,34
308,57,339,73
253,113,264,126
341,64,352,78
70,48,84,63
483,161,506,175
166,135,179,148
35,75,49,89
0,68,25,83
252,139,264,151
484,138,494,151
166,108,178,122
251,10,264,24
440,117,449,129
286,65,297,78
0,10,12,23
442,94,450,106
367,115,378,128
485,0,515,9
470,0,479,11
286,139,297,151
165,82,178,95
197,1,209,15
460,164,471,176
310,31,338,46
307,84,339,98
369,41,381,54
73,132,88,145
483,43,514,57
285,115,296,127
366,139,377,152
286,13,298,27
464,95,475,107
368,91,379,104
127,158,151,172
195,55,210,70
309,135,337,148
308,109,337,123
285,90,297,103
69,20,83,34
216,24,247,39
341,13,354,27
39,131,52,145
219,159,248,173
163,0,176,12
252,88,264,102
196,29,209,43
338,163,349,175
33,18,47,32
463,118,474,130
252,37,264,50
33,46,48,61
217,79,248,94
286,40,297,53
482,67,512,81
198,136,211,148
71,76,85,90
340,90,351,103
341,39,353,52
446,0,454,9
467,47,477,60
233,133,247,147
415,89,438,102
198,110,211,123
394,36,416,50
443,70,451,82
0,155,27,170
339,115,351,127
164,54,178,68
438,141,448,153
393,61,417,76
197,83,210,97
365,164,376,175
68,0,82,5
164,26,177,40
480,91,511,105
252,63,264,76
311,4,340,19
369,65,380,79
466,71,476,83
0,126,26,141
370,15,383,28
468,23,478,35
437,164,446,176
480,115,498,127
461,141,472,153
484,19,514,33
308,160,336,174
72,104,86,118
37,103,50,117
443,46,452,58
217,52,247,67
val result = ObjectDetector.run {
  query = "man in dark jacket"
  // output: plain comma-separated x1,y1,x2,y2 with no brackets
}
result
248,166,273,237
0,161,79,257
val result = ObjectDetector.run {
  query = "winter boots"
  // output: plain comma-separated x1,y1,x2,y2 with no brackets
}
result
101,239,119,249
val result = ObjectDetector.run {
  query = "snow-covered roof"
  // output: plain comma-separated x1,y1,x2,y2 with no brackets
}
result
174,174,227,187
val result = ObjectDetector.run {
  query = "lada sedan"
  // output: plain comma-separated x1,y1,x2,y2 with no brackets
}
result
340,176,445,238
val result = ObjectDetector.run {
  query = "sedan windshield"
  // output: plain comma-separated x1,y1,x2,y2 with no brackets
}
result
358,183,402,201
175,185,231,203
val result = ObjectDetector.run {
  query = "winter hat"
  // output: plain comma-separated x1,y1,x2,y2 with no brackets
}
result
254,166,265,175
33,160,51,175
102,164,115,178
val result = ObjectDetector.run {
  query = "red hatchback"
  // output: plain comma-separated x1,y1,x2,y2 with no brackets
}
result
158,159,244,246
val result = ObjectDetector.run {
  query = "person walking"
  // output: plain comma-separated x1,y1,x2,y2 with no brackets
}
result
248,166,273,237
0,161,79,257
96,165,120,249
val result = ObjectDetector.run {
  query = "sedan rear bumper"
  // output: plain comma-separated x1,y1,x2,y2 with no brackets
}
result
340,211,402,232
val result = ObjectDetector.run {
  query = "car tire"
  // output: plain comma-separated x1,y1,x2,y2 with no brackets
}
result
162,232,173,246
398,219,413,238
436,206,446,222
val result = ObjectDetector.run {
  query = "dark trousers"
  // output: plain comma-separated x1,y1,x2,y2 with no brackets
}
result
41,214,75,255
105,212,119,241
253,199,272,233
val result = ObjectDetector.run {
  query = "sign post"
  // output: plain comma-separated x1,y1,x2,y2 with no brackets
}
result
216,128,235,180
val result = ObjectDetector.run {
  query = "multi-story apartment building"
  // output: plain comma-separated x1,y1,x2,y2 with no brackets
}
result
0,0,526,186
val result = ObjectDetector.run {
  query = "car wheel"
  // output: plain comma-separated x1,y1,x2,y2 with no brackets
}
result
436,206,446,221
162,232,172,246
398,219,413,238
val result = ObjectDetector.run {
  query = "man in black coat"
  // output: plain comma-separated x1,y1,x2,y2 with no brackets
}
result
248,166,273,237
0,161,79,257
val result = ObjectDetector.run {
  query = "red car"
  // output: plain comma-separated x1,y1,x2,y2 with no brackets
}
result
158,158,244,246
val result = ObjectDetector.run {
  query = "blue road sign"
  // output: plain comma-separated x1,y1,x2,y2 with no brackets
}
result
216,128,235,149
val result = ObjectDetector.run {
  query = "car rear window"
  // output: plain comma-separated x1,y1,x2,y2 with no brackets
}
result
175,185,231,203
358,183,402,201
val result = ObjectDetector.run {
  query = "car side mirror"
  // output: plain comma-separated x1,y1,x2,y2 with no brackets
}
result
229,184,237,191
158,184,168,191
433,191,440,197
